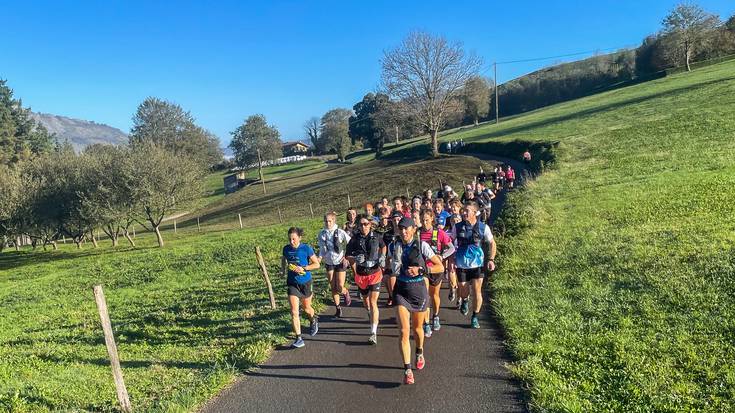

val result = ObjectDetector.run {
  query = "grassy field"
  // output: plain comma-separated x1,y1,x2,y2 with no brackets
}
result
0,154,497,412
0,219,326,412
439,61,735,411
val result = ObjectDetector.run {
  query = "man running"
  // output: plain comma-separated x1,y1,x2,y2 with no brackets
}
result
345,214,387,344
281,227,320,348
317,212,352,318
419,210,455,336
388,217,444,384
451,201,497,329
475,181,495,223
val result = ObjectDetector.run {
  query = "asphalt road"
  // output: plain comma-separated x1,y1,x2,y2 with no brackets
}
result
200,154,529,413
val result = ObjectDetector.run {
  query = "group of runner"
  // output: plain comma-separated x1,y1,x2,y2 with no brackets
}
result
281,164,515,385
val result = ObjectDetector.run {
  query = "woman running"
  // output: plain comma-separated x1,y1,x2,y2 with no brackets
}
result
444,198,463,302
281,227,320,348
383,210,404,306
506,165,515,189
419,210,455,336
411,195,422,213
393,196,411,218
317,212,352,318
345,214,387,344
388,217,444,384
344,207,358,236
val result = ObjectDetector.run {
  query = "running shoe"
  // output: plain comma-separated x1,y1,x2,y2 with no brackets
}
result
416,354,426,370
471,316,480,329
423,323,432,338
368,333,377,345
432,315,441,331
386,298,393,307
291,337,305,348
448,288,456,302
334,306,343,318
460,299,469,316
404,369,415,385
343,292,352,307
309,317,319,336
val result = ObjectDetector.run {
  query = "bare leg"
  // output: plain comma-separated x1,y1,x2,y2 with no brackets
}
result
289,295,301,336
368,289,380,331
302,295,315,320
471,277,484,314
397,305,411,365
336,270,348,295
411,311,425,352
429,283,441,317
327,269,339,306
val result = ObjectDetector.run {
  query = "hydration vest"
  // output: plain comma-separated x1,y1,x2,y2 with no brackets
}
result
455,220,486,268
354,231,381,271
422,229,440,254
392,240,428,283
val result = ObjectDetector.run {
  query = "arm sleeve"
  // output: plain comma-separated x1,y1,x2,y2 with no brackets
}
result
439,231,456,259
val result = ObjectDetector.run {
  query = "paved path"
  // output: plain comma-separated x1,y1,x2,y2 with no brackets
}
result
201,155,529,413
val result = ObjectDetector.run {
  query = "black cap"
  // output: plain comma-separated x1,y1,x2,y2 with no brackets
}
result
391,210,404,218
398,217,416,228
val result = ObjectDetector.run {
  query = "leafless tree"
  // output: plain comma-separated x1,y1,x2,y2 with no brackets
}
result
661,3,720,71
303,117,323,154
381,31,482,157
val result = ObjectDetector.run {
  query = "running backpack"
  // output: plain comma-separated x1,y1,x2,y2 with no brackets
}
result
391,240,428,281
455,221,486,268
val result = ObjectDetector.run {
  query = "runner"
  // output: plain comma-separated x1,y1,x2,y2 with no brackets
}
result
419,210,455,336
444,198,463,302
496,167,506,192
411,195,422,213
433,198,451,230
345,214,387,344
364,202,379,223
344,207,358,236
475,181,495,223
281,227,320,348
388,216,444,384
523,149,532,165
392,196,411,218
506,165,516,189
317,212,352,318
451,201,497,328
382,210,404,306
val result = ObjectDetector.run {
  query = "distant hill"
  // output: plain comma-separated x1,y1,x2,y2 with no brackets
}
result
29,112,128,151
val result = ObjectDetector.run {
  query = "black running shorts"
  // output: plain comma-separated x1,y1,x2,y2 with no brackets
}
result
456,267,484,283
287,281,313,298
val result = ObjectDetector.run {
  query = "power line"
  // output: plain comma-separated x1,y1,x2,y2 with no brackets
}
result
481,44,637,74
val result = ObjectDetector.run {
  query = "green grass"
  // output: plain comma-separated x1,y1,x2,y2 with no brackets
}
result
0,220,326,412
432,60,735,411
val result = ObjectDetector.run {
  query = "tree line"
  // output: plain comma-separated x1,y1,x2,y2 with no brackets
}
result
0,94,222,250
496,4,735,119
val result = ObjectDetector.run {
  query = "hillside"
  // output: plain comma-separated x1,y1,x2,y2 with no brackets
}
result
438,60,735,411
29,112,128,151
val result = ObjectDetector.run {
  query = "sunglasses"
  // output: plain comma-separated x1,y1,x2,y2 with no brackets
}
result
359,222,371,226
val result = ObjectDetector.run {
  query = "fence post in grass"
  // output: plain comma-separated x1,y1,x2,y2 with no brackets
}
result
132,226,136,239
309,203,314,218
277,206,283,223
406,187,410,198
92,285,133,413
173,220,177,234
62,236,66,244
254,246,277,309
238,213,243,229
197,217,200,232
347,193,351,207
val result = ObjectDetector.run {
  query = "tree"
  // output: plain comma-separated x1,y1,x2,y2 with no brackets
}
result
229,114,283,185
304,117,325,154
320,108,352,162
463,76,493,126
0,80,55,166
381,31,482,157
126,143,204,247
129,97,223,167
661,3,720,71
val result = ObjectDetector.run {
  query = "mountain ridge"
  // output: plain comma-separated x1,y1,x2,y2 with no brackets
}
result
29,112,128,151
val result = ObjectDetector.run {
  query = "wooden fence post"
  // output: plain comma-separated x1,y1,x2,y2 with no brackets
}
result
173,220,177,234
406,187,410,198
62,236,66,244
254,247,277,309
309,203,314,218
347,194,351,207
277,207,283,223
197,217,200,232
132,226,136,239
238,213,243,229
93,285,133,413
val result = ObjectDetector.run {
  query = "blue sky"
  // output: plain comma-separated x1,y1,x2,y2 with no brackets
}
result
3,1,733,145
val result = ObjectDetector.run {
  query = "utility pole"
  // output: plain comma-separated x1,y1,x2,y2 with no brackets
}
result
494,62,499,124
257,149,266,194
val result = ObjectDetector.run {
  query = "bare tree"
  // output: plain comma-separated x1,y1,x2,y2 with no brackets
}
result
303,117,323,154
661,3,720,71
381,31,482,157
